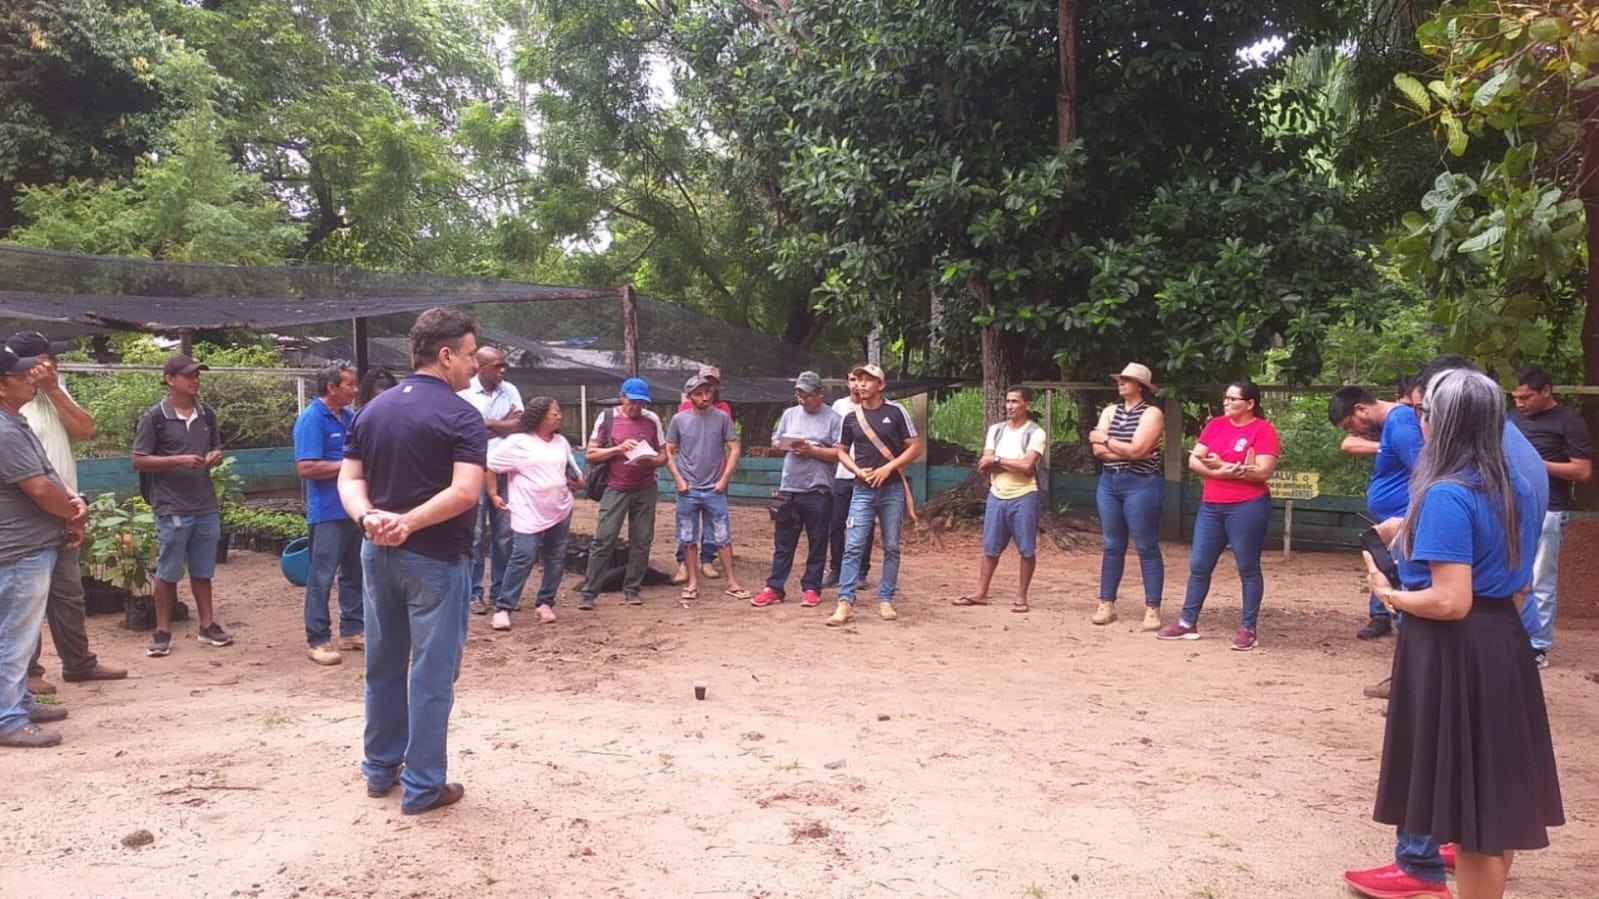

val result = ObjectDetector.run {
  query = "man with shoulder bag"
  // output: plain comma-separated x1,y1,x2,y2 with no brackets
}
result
751,372,841,609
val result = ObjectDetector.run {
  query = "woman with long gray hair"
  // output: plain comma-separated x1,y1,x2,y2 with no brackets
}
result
1363,368,1561,898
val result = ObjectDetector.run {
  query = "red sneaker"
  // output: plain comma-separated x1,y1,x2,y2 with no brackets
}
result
1342,863,1450,898
1439,843,1455,873
800,590,821,608
750,587,784,608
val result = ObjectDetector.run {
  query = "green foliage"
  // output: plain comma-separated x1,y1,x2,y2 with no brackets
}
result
929,387,1083,454
221,506,307,541
79,493,156,594
1266,393,1375,497
1387,0,1594,365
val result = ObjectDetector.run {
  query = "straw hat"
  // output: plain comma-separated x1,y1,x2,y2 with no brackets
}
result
1112,362,1155,391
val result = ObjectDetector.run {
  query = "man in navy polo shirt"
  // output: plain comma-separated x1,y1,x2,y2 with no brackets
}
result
339,307,486,816
294,361,362,666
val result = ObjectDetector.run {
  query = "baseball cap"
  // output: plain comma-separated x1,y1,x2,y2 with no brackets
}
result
697,364,721,382
162,353,209,377
850,363,885,383
684,375,712,393
621,377,652,402
6,331,68,357
793,371,823,393
0,347,38,376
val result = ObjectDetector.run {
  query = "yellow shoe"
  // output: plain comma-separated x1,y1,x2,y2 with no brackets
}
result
1091,601,1118,625
700,562,722,579
671,563,690,585
307,643,342,666
826,601,854,627
338,635,364,652
1142,607,1162,632
878,602,897,621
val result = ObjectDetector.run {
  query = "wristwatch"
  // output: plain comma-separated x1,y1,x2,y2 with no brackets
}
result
359,509,378,530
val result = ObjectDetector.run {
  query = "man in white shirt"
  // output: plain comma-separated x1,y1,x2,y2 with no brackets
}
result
10,332,126,692
457,346,522,615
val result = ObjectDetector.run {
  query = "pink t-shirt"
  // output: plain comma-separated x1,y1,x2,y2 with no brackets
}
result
1196,416,1281,504
679,398,733,419
487,432,578,535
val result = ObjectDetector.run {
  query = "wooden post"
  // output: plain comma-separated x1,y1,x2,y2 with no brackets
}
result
1161,390,1184,541
910,391,929,506
1283,500,1294,560
579,384,589,450
352,317,369,374
620,285,639,377
178,330,193,355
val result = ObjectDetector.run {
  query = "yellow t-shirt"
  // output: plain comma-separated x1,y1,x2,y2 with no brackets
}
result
985,421,1047,500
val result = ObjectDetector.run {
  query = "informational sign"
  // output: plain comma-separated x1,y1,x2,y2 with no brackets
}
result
1267,470,1320,501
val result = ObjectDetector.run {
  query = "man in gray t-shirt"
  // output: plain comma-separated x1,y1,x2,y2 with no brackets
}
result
666,376,747,600
0,346,88,748
752,372,842,608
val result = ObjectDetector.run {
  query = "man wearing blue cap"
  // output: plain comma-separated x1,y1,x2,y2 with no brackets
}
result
577,378,668,609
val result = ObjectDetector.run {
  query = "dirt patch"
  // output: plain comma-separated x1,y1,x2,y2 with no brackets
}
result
16,502,1599,898
1557,516,1599,628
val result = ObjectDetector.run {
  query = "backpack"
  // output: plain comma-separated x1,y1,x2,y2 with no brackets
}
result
583,410,615,501
135,402,218,504
988,420,1049,497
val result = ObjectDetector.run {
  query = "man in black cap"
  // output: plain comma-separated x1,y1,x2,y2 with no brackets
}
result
0,346,89,748
132,353,231,658
6,332,126,691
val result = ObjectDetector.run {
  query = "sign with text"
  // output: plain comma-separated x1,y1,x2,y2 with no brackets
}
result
1267,470,1320,500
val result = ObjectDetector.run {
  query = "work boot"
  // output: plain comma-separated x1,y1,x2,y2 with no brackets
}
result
1356,616,1392,640
700,561,722,579
1091,601,1117,625
671,563,689,585
1142,607,1161,632
878,602,897,621
825,601,854,627
1363,677,1391,700
307,643,342,666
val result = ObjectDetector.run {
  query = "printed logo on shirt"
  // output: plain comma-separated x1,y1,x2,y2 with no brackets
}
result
882,416,893,425
1233,438,1248,453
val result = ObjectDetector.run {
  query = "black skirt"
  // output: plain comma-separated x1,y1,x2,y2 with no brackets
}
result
1374,596,1564,853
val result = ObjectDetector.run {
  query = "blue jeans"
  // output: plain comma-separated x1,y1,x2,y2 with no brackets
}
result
1521,511,1566,651
767,490,832,594
471,476,512,603
0,548,57,735
498,516,572,611
1396,828,1446,883
360,544,470,814
303,519,364,646
675,488,732,549
1096,472,1165,606
828,477,872,582
839,479,904,604
155,511,220,582
1179,494,1271,630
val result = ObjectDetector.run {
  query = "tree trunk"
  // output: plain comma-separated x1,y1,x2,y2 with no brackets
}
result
1057,0,1079,148
971,275,1024,423
1576,75,1599,510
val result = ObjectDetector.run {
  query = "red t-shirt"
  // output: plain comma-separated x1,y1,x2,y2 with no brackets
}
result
589,409,665,493
679,398,733,419
1196,416,1280,504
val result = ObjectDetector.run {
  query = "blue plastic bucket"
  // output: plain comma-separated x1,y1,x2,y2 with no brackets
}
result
280,536,311,587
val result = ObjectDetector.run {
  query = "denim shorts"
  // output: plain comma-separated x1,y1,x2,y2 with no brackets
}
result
981,492,1040,558
156,511,221,582
675,488,731,547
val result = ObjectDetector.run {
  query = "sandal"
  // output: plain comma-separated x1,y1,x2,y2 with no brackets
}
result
951,595,989,606
1010,600,1030,614
680,586,699,600
723,587,753,600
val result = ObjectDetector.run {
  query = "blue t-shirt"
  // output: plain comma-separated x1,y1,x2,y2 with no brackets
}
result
1367,404,1422,519
1397,421,1546,598
293,398,355,526
345,374,487,562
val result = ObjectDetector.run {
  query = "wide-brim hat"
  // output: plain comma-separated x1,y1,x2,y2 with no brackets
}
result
1112,362,1155,391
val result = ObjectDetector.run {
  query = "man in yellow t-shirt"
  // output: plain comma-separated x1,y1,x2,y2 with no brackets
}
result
952,385,1046,613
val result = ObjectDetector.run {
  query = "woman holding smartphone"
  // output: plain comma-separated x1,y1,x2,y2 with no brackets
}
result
1157,380,1278,650
1362,369,1561,899
486,396,584,629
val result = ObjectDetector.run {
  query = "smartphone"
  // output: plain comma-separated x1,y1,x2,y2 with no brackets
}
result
1360,528,1402,588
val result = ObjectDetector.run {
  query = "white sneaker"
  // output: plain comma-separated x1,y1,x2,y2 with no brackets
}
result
491,610,511,631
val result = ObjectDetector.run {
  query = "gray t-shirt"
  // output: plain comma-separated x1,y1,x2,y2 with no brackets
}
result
0,409,68,564
775,404,842,492
132,399,222,516
665,408,736,490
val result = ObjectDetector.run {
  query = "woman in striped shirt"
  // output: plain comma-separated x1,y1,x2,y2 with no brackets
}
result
1088,363,1166,631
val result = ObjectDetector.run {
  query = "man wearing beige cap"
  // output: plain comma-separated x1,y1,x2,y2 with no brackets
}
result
673,364,733,582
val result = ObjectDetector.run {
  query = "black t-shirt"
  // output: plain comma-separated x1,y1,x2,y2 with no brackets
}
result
839,400,917,470
1509,404,1593,512
345,374,488,561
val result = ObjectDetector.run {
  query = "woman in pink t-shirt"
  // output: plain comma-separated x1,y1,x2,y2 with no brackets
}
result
1156,381,1280,650
486,396,584,629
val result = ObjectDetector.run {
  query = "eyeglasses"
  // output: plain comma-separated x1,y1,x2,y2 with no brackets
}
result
1222,395,1247,403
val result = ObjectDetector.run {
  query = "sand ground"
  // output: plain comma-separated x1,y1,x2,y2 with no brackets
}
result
11,503,1598,899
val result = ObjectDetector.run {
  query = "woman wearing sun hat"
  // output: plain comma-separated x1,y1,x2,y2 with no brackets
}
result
1088,363,1166,631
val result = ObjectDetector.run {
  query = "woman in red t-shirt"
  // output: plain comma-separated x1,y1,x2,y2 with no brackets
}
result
1156,381,1280,650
